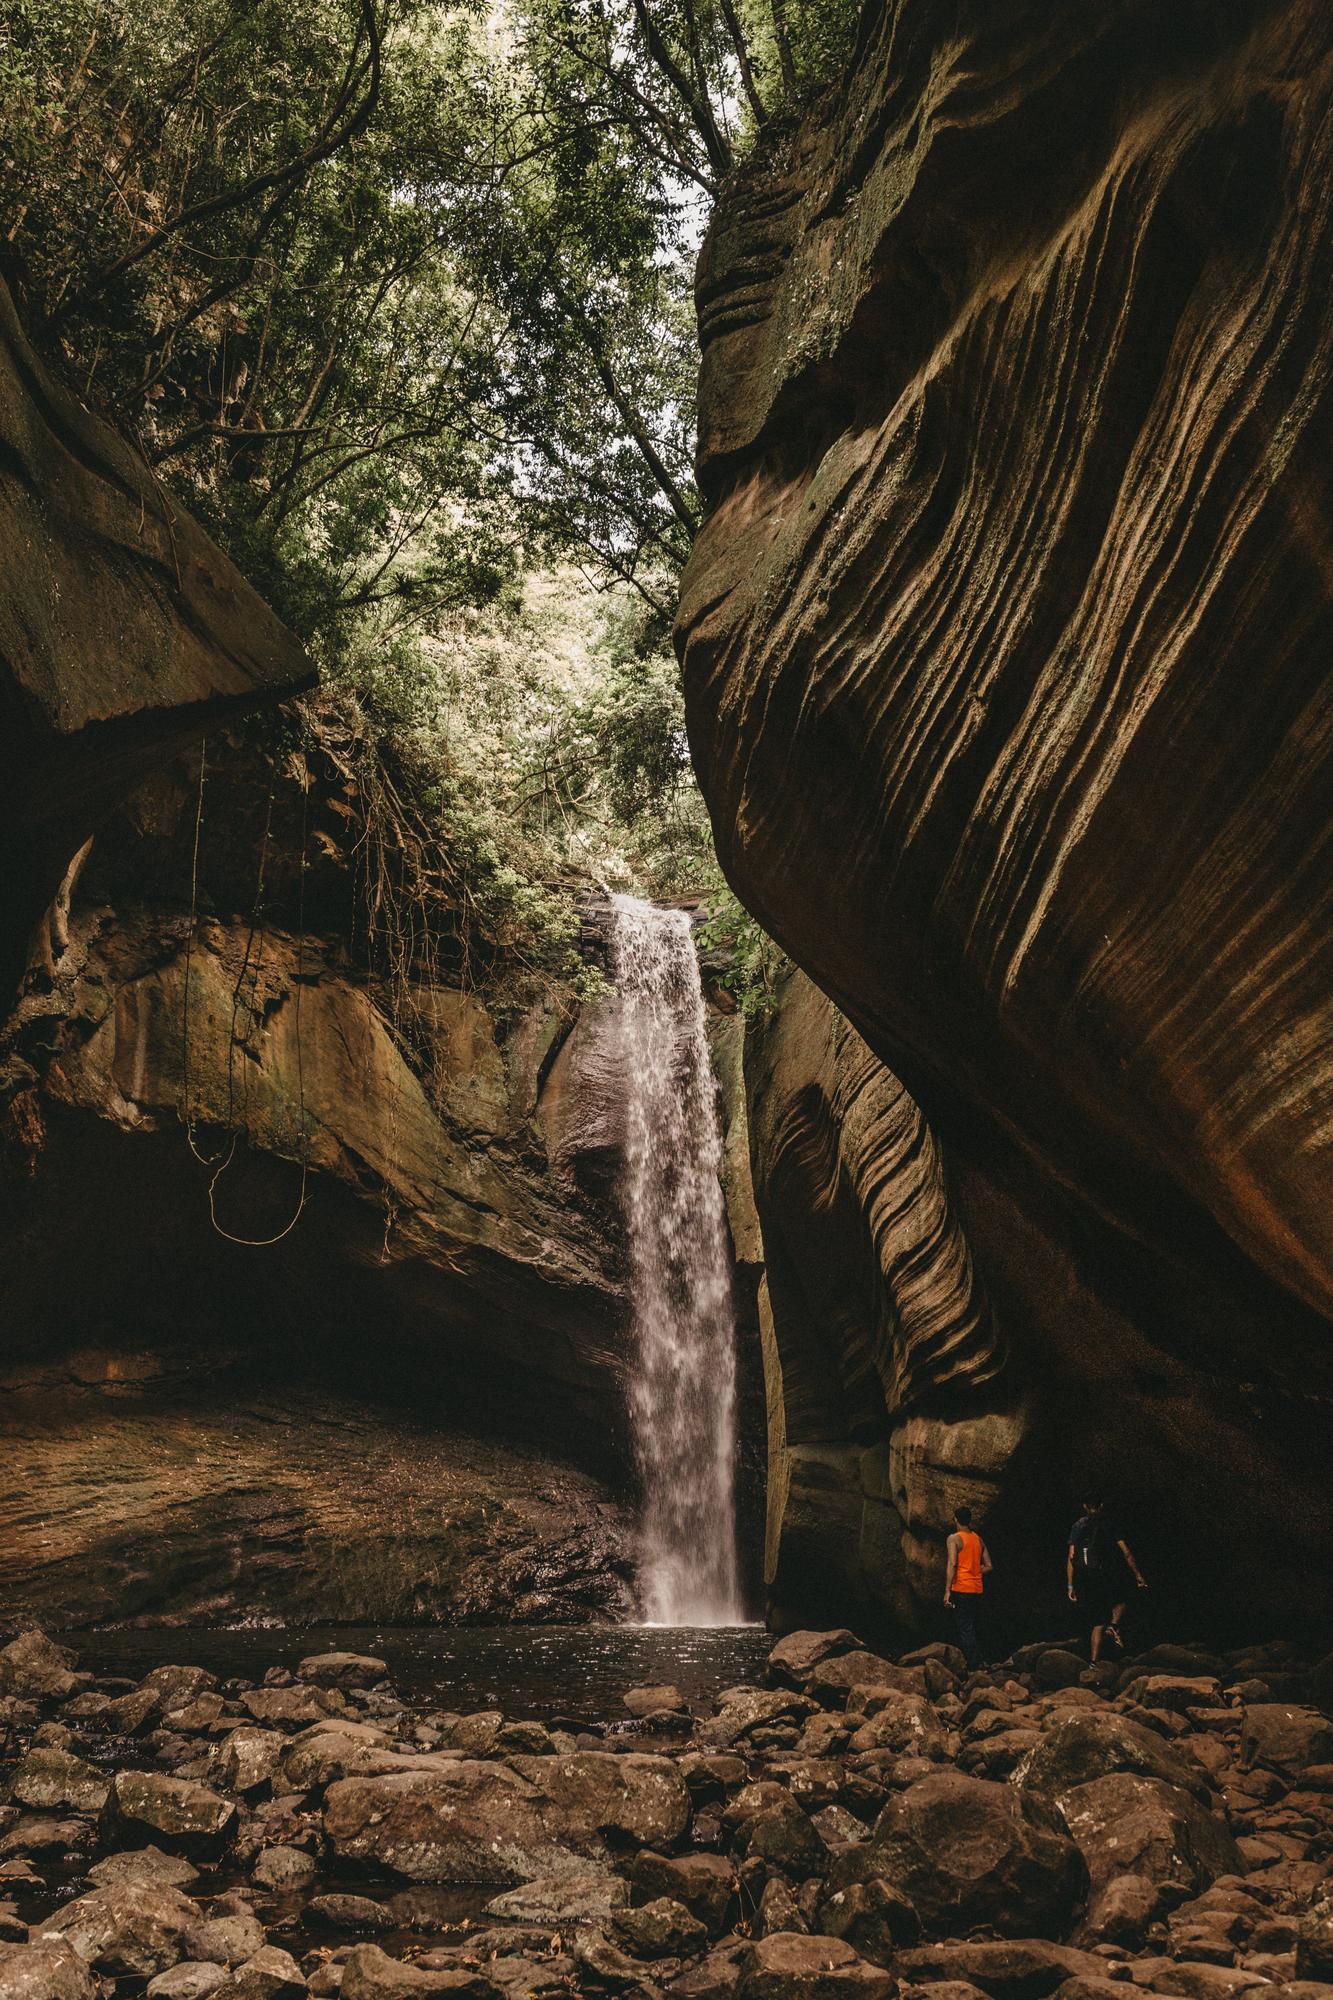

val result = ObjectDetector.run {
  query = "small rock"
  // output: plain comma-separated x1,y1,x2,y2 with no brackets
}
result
0,1633,81,1702
1080,1873,1169,1949
1295,1895,1333,1982
307,1896,391,1933
669,1940,749,2000
251,1846,317,1892
818,1876,920,1962
856,1769,1086,1939
213,1944,308,1998
35,1879,203,1977
1050,1982,1139,2000
0,1815,91,1860
5,1749,109,1816
756,1879,807,1938
732,1794,829,1878
0,1937,98,1999
805,1654,905,1703
340,1942,503,1997
277,1723,405,1791
811,1806,866,1847
624,1686,688,1718
142,1668,219,1710
738,1931,895,2000
218,1728,287,1796
165,1695,228,1733
612,1896,708,1958
1150,1967,1272,2000
102,1771,238,1860
899,1643,968,1678
701,1692,818,1751
105,1688,162,1735
1122,1678,1225,1715
188,1901,267,1967
495,1722,554,1755
894,1941,1112,2000
845,1694,945,1760
1033,1651,1089,1693
485,1871,627,1925
1059,1774,1241,1898
297,1655,388,1691
1019,1713,1209,1803
1242,1708,1333,1779
147,1966,230,1999
765,1634,861,1689
630,1851,737,1936
573,1929,641,1989
488,1955,575,2000
89,1847,200,1891
242,1687,346,1734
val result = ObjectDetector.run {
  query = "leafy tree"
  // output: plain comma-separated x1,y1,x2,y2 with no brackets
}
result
0,0,529,657
0,0,850,987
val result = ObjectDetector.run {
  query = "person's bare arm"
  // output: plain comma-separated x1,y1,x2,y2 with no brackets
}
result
1067,1542,1078,1602
981,1540,993,1575
944,1532,958,1604
1117,1539,1147,1587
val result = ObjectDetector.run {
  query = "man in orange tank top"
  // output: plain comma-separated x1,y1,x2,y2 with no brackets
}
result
944,1505,992,1670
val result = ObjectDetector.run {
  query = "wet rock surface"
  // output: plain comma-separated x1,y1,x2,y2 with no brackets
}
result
0,1625,1329,2000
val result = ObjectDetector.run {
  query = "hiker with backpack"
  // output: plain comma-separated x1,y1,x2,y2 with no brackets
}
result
1067,1493,1147,1660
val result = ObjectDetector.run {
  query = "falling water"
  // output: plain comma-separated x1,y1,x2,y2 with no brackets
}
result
610,893,743,1627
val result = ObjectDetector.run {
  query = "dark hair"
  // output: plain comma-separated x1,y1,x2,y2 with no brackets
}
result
954,1505,973,1526
1081,1493,1104,1510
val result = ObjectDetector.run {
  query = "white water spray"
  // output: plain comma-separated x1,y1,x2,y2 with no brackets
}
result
610,893,743,1627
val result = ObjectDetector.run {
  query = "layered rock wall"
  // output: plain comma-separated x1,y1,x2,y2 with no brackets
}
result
0,894,638,1626
0,281,310,999
742,970,1022,1631
680,0,1333,1637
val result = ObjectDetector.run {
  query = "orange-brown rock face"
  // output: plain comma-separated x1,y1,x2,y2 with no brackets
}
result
0,282,310,997
0,902,636,1626
679,0,1333,1633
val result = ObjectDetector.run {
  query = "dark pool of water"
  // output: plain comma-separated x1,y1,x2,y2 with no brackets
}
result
59,1623,773,1721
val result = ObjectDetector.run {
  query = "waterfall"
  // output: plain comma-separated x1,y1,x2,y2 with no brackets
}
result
609,893,743,1627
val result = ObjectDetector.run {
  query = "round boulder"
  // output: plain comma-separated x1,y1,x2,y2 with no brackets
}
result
860,1770,1086,1940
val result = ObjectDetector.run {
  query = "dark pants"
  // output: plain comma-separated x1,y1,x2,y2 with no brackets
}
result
952,1593,983,1669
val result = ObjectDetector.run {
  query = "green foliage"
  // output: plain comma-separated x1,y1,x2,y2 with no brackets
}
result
0,0,833,995
697,884,788,1017
0,0,858,622
331,571,717,955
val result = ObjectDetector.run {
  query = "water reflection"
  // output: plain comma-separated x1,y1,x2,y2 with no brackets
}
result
64,1621,771,1721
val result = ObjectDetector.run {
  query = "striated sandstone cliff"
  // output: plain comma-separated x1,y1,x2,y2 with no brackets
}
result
0,871,638,1626
742,970,1021,1632
679,0,1333,1634
0,280,310,1001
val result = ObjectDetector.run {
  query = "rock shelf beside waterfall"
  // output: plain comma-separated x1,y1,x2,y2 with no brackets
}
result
1,1627,1331,1999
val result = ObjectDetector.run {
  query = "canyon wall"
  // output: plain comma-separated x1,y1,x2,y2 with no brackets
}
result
0,280,310,1002
1,878,638,1627
0,298,641,1628
679,0,1333,1637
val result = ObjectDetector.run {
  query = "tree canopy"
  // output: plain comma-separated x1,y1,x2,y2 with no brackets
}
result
0,0,854,987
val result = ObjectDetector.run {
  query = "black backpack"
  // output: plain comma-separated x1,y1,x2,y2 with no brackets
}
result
1079,1513,1115,1573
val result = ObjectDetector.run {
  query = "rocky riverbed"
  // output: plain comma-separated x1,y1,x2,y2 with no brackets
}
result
1,1624,1331,2000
